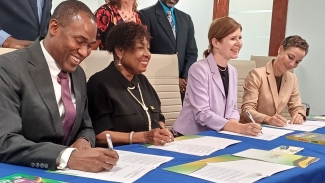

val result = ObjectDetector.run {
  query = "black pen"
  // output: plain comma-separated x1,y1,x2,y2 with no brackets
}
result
154,119,173,142
153,119,163,129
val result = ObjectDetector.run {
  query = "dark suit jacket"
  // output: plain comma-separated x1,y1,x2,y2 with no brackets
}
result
140,1,198,78
0,0,52,41
0,39,95,170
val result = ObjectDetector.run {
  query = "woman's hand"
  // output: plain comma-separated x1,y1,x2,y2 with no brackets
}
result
289,113,304,124
144,128,173,146
240,123,262,136
264,114,287,127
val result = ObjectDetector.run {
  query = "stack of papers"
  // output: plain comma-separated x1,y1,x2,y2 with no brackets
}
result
270,145,304,154
164,154,293,183
55,150,173,183
147,135,241,156
233,148,319,168
219,126,294,141
303,120,325,127
269,120,325,132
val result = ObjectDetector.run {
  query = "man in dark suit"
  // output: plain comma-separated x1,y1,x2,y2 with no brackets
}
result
0,0,52,48
0,1,118,172
140,0,198,101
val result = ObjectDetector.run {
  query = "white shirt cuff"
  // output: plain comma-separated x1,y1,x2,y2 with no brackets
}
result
56,148,77,170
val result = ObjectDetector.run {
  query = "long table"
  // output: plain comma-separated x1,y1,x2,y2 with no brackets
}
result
1,127,325,183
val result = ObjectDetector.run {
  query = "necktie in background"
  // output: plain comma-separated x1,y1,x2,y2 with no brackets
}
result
167,10,176,39
57,71,76,144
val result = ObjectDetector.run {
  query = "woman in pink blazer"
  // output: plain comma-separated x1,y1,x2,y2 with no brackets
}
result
172,17,261,136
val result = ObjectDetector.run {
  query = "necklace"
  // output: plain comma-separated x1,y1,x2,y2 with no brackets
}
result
218,66,227,72
127,83,151,130
120,11,136,22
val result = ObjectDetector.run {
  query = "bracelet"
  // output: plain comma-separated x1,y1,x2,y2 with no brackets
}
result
129,131,134,144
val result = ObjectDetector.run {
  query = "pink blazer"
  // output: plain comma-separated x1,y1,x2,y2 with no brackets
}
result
173,53,240,135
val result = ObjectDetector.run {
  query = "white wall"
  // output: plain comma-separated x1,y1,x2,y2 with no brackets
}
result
286,0,325,115
52,0,213,60
229,0,273,60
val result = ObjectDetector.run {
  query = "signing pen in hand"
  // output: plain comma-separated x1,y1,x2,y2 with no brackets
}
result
154,119,173,141
246,111,263,134
153,119,163,129
106,134,114,150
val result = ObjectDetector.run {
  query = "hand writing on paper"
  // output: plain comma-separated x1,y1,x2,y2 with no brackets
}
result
265,114,287,127
70,138,91,151
145,128,173,146
241,123,262,136
67,148,119,172
289,113,304,124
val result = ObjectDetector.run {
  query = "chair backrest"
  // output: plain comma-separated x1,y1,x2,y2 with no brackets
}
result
250,55,276,68
0,48,16,55
229,60,256,112
80,52,181,128
250,55,291,119
143,54,181,128
80,50,113,80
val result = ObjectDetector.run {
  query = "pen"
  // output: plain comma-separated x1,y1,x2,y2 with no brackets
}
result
153,119,163,129
246,111,263,134
106,134,114,150
154,119,173,141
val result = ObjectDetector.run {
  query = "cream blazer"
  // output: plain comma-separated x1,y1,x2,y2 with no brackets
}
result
240,60,305,123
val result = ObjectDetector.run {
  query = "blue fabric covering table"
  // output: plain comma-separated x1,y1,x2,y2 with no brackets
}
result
1,127,325,183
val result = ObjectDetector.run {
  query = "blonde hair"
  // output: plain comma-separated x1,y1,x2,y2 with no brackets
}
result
105,0,138,11
203,17,242,58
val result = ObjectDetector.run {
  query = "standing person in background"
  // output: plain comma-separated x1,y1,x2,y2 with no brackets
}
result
140,0,198,102
92,0,143,50
172,17,261,136
0,0,52,48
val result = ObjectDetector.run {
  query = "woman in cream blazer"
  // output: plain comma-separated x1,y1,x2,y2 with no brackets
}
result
240,35,309,127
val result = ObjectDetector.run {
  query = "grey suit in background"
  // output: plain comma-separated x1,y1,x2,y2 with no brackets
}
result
0,39,95,170
0,0,52,41
140,1,198,79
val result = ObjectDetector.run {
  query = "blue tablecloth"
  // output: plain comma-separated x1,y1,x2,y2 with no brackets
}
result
2,127,325,183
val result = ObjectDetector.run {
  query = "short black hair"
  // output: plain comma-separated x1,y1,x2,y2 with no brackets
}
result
105,22,151,53
51,0,95,27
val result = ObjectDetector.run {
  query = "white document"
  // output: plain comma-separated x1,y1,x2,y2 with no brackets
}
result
190,160,293,183
147,136,241,156
117,150,173,168
301,120,325,127
219,127,293,141
270,121,321,132
280,124,319,132
55,150,173,183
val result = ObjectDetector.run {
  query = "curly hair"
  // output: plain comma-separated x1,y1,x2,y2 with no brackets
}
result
105,0,138,11
105,22,151,54
281,35,309,55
